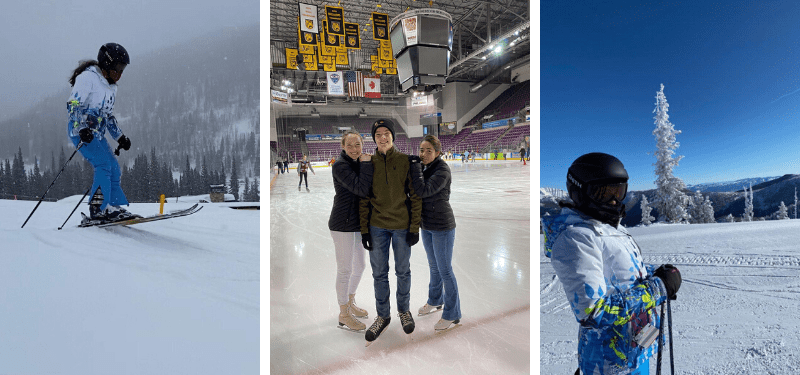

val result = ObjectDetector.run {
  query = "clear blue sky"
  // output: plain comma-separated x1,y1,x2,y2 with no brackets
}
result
540,1,800,191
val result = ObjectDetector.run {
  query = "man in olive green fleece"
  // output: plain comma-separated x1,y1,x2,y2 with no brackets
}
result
360,118,422,343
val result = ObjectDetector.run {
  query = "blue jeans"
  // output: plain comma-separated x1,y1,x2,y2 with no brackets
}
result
421,228,461,321
70,134,128,211
369,226,411,318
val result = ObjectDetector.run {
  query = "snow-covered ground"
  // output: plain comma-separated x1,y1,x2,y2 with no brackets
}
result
271,159,531,374
541,220,800,374
0,196,259,374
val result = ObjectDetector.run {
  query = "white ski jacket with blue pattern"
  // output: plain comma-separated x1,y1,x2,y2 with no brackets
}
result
66,65,123,141
542,207,667,375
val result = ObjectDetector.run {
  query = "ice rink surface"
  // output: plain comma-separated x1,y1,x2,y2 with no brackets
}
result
270,159,531,374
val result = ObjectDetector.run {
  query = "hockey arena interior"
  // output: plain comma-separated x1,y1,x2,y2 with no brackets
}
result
269,0,531,373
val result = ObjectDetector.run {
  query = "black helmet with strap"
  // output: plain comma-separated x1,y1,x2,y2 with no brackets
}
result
98,43,130,72
566,152,629,225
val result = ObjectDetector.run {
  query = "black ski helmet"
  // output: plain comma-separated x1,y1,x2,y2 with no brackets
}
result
566,152,629,223
98,43,130,71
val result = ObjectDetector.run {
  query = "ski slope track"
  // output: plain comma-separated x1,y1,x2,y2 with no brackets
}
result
0,197,259,375
541,220,800,374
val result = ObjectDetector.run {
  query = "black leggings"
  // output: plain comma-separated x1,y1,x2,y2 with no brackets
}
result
298,172,308,187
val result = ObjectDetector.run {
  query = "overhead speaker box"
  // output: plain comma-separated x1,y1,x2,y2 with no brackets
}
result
390,10,453,94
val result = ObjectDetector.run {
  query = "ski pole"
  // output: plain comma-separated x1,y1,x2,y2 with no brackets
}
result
667,298,674,375
21,142,84,228
58,186,92,230
656,298,666,375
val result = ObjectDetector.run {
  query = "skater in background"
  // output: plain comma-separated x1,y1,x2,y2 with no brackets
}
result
276,159,283,174
359,119,422,344
297,154,314,191
329,130,374,332
409,135,461,332
519,147,526,163
541,152,681,375
67,43,137,222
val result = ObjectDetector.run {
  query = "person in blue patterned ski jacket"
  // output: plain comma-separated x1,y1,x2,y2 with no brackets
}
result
542,153,682,375
66,43,137,222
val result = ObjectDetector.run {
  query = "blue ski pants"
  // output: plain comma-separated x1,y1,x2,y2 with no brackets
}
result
69,133,129,211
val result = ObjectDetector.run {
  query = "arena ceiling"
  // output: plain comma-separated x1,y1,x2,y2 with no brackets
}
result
268,0,531,99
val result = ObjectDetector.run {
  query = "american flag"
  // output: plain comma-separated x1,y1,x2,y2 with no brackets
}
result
345,71,364,98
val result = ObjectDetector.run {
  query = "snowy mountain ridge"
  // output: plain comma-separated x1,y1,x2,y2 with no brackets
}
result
685,176,780,193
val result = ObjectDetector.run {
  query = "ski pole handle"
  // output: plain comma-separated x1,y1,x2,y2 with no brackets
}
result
114,144,122,156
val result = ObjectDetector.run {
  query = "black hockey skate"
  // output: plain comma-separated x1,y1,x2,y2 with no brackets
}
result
365,316,390,346
398,311,415,334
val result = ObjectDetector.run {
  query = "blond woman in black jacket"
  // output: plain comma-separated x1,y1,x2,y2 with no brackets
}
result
328,131,373,331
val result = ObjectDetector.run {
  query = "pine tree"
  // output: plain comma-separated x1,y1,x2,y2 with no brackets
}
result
777,201,789,220
742,183,754,222
243,177,250,202
251,177,260,201
725,213,735,223
652,84,689,223
11,147,26,198
702,196,715,223
230,153,240,201
640,195,655,225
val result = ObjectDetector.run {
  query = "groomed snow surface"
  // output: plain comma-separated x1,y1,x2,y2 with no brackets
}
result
271,159,531,374
541,220,800,374
1,196,259,374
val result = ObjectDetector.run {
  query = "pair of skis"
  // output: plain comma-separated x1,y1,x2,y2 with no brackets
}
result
78,204,202,228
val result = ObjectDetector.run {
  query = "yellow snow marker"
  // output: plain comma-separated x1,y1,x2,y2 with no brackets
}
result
159,194,166,214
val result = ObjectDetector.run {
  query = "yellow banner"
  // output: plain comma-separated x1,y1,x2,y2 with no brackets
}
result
299,44,315,55
378,47,393,61
335,53,349,65
319,54,333,64
323,62,337,72
285,48,299,70
320,44,336,56
384,67,397,75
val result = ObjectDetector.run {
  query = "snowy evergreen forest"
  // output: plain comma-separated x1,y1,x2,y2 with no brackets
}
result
0,25,259,203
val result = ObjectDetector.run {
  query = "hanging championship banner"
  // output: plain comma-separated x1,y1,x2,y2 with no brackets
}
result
285,48,299,70
402,16,419,46
370,55,378,62
298,26,317,46
378,47,393,61
378,58,391,68
336,46,347,54
384,67,397,75
344,22,361,49
298,43,314,55
380,39,392,49
299,3,319,33
323,62,337,72
335,52,349,65
303,54,317,71
319,55,333,64
320,44,336,56
327,71,345,95
322,20,341,47
372,13,389,40
325,6,345,36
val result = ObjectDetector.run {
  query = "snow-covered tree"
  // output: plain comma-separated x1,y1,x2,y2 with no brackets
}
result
640,195,655,225
652,84,689,223
742,183,754,222
688,191,704,224
702,196,716,223
795,187,797,219
725,213,735,223
776,201,789,220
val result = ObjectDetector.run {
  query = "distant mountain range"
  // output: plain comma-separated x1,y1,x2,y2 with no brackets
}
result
541,174,800,225
685,177,780,193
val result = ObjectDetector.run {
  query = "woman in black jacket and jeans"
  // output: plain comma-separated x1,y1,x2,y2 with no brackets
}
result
409,135,461,332
329,130,374,332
